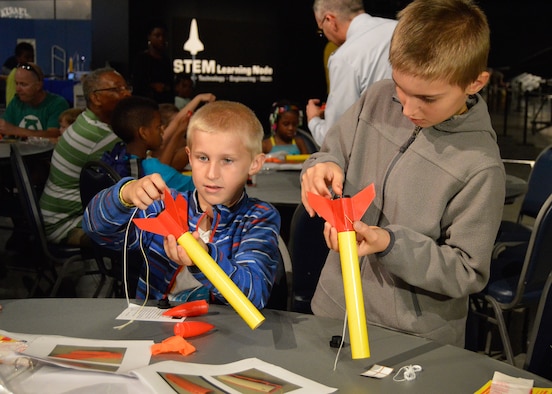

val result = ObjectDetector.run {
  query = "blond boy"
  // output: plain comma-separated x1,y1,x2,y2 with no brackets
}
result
83,101,281,307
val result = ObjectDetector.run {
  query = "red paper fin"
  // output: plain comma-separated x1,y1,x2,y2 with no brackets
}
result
307,192,337,226
351,183,376,221
132,217,171,237
174,193,189,231
162,189,186,231
307,184,376,232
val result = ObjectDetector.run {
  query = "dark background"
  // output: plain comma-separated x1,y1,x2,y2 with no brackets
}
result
93,0,551,126
2,0,550,127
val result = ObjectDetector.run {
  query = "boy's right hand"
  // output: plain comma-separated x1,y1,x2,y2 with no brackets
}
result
300,162,344,217
120,174,167,210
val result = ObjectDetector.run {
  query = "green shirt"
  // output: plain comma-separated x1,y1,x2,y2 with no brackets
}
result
40,108,121,242
3,91,69,131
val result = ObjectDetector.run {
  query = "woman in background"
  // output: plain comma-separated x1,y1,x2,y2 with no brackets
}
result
132,22,174,103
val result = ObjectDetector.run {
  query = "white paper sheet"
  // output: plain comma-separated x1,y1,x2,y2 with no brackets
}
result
133,358,337,393
115,303,185,322
21,335,152,375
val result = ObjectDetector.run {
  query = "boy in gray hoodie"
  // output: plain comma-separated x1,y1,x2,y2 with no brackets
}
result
301,0,505,347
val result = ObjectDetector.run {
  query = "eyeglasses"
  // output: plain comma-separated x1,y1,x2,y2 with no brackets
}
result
17,63,42,80
316,14,329,38
93,85,133,94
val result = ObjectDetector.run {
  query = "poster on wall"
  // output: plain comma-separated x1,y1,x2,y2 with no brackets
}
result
171,17,278,123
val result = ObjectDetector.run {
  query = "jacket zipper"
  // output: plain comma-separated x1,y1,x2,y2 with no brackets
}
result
379,126,423,317
379,126,422,220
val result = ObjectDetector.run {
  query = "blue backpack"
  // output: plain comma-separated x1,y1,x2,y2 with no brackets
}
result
101,142,144,179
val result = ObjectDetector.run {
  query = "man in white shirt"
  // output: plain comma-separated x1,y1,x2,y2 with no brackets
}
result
307,0,397,146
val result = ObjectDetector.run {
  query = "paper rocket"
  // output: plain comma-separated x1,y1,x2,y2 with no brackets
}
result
133,189,265,330
307,183,376,359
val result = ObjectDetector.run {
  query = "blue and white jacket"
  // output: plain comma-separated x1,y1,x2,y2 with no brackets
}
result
82,177,281,309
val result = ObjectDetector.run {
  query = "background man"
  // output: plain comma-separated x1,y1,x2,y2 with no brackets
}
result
40,67,132,245
306,0,397,146
0,62,68,140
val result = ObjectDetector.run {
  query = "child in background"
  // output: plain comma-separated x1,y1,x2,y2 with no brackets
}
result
156,103,190,170
59,108,84,134
83,101,281,306
262,100,309,155
101,96,194,193
302,0,505,347
174,73,194,110
150,93,216,171
159,103,179,127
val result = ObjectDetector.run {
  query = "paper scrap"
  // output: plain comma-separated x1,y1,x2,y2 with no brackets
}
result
361,364,394,379
116,304,184,322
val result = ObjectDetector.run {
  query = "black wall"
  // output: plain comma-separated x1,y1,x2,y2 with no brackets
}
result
91,0,552,127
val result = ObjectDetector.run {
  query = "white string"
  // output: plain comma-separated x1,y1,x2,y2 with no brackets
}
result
392,364,422,382
333,310,348,371
113,208,151,330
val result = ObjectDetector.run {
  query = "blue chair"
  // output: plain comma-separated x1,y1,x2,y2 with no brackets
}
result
494,145,552,253
288,203,328,313
524,272,552,380
470,193,552,365
79,160,142,298
297,128,320,154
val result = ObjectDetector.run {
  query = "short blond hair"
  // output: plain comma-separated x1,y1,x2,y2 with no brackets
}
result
187,101,263,156
389,0,489,88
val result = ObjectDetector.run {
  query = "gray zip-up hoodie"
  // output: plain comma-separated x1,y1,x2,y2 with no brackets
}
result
306,79,505,347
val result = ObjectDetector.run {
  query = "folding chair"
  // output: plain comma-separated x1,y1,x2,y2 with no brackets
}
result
9,144,90,297
470,193,552,365
524,272,552,380
494,145,552,256
288,203,328,313
79,160,137,297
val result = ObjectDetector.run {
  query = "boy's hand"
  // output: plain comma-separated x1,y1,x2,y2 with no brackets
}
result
323,221,390,256
301,162,344,216
120,174,166,210
164,232,208,267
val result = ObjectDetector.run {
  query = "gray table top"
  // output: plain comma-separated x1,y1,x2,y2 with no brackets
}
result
245,170,526,207
246,170,301,206
0,298,550,393
0,140,54,159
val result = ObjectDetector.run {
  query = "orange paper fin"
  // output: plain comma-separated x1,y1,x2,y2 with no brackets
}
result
133,189,189,237
307,183,375,232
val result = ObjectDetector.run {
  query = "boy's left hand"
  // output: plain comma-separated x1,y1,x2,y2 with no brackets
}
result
323,221,391,256
164,232,208,267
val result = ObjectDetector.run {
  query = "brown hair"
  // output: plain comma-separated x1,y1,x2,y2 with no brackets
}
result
389,0,490,88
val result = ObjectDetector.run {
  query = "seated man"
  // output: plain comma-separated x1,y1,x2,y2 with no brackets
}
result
40,67,132,245
0,62,69,140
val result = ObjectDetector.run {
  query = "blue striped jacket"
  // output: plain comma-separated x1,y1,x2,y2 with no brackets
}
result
82,177,281,309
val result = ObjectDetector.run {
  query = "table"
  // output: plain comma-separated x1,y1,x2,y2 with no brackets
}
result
246,170,301,206
246,170,526,207
0,140,54,159
246,170,301,242
505,174,528,205
0,298,550,393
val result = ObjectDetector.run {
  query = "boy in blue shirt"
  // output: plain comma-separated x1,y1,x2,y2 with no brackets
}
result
101,96,194,192
83,101,281,308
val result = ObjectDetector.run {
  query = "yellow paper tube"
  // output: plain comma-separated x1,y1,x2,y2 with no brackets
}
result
338,231,370,359
177,232,265,329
